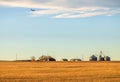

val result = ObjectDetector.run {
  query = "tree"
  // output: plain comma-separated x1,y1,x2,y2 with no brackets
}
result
31,56,36,61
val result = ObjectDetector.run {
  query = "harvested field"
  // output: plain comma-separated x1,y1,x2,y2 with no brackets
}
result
0,61,120,82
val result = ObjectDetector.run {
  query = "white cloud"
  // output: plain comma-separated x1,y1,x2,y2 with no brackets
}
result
0,0,120,18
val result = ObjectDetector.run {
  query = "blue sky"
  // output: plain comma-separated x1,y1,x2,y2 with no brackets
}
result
0,0,120,60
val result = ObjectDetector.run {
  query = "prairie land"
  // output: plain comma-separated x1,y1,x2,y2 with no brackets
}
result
0,61,120,82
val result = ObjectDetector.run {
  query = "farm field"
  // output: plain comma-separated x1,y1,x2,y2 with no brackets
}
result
0,61,120,82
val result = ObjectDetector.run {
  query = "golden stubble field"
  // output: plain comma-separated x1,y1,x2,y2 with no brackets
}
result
0,61,120,82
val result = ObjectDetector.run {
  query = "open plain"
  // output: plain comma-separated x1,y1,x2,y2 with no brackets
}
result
0,61,120,82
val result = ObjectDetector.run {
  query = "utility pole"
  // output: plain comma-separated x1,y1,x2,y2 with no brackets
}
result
82,54,84,61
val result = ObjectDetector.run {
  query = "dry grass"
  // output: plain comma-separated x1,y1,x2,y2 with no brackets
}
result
0,61,120,82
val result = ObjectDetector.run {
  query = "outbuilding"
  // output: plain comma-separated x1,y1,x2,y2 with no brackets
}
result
89,55,97,61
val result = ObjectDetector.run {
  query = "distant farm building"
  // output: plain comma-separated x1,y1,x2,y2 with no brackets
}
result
89,55,97,61
98,55,105,61
89,51,111,61
38,55,56,61
61,59,68,61
98,51,111,61
98,51,105,61
70,59,81,61
104,56,111,61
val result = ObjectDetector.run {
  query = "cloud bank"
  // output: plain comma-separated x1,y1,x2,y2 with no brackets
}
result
0,0,120,18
